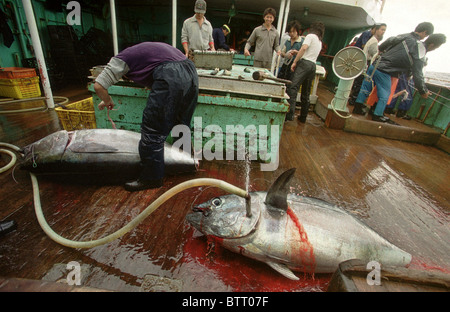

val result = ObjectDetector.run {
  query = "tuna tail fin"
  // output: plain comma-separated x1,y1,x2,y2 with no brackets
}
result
266,261,299,280
265,168,296,212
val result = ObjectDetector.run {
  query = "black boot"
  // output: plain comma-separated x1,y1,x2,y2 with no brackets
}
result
0,220,17,237
396,109,406,118
124,178,163,192
297,115,307,123
352,103,367,115
372,115,390,123
385,107,394,115
285,113,294,121
298,102,310,123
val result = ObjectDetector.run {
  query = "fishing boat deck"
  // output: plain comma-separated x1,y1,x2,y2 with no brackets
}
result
0,82,449,292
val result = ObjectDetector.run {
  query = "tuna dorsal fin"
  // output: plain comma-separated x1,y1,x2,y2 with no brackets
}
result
265,168,296,211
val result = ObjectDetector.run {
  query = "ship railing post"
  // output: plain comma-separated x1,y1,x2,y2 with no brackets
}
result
21,0,55,109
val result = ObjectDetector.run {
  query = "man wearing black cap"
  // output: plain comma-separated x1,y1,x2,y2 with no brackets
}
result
181,0,215,57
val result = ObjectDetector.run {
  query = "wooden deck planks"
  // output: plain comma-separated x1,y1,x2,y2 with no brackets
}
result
0,84,449,291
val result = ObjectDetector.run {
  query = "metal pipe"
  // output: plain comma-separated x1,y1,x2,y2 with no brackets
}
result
21,0,54,109
275,0,291,76
281,0,291,36
276,0,286,35
330,79,353,114
271,0,286,74
380,0,386,13
110,0,119,55
172,0,177,47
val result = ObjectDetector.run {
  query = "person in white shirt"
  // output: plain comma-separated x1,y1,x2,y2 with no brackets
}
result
286,22,325,122
348,23,386,107
363,23,387,64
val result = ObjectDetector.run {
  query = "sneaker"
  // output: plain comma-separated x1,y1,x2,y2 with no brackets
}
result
372,115,390,123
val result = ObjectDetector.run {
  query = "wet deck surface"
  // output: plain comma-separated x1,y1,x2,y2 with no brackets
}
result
0,84,449,292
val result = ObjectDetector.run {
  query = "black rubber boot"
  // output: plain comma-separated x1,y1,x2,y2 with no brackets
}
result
396,109,406,118
297,115,307,123
124,179,163,192
372,115,390,123
352,103,367,115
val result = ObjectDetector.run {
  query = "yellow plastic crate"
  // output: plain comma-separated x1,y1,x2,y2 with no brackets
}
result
0,76,41,99
55,97,97,130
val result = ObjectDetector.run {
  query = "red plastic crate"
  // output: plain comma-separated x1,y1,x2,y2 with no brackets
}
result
0,67,37,79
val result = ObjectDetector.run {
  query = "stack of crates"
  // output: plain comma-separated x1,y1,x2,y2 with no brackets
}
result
0,67,41,99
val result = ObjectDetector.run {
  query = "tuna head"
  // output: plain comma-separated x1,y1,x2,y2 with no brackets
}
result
186,169,296,240
20,130,70,172
186,194,261,239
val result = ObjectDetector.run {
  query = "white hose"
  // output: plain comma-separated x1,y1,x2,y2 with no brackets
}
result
2,141,249,249
31,173,248,249
0,149,17,173
0,142,21,173
330,97,353,119
0,96,69,114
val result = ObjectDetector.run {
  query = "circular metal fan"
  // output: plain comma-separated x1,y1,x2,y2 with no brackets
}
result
332,46,367,80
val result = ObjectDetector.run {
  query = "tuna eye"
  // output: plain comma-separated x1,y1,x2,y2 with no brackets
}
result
211,198,222,207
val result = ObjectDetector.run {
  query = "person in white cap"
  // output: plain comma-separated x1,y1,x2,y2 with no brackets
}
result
181,0,215,57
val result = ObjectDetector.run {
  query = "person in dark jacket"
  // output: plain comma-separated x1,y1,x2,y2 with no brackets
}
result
94,42,199,191
213,25,232,51
353,22,434,122
354,24,377,50
384,33,446,118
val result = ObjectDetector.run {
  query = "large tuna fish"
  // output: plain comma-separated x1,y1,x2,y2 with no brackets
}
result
186,168,412,280
20,129,198,178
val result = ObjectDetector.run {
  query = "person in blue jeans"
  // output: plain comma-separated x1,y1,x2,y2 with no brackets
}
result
353,22,434,122
385,74,414,119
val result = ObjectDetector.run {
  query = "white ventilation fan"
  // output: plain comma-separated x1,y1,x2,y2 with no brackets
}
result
330,46,367,118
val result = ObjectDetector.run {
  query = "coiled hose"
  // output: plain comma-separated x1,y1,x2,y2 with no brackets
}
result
31,174,248,249
1,142,249,249
0,142,21,173
0,96,69,114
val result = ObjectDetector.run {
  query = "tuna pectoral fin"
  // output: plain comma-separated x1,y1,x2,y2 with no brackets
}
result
266,261,299,281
